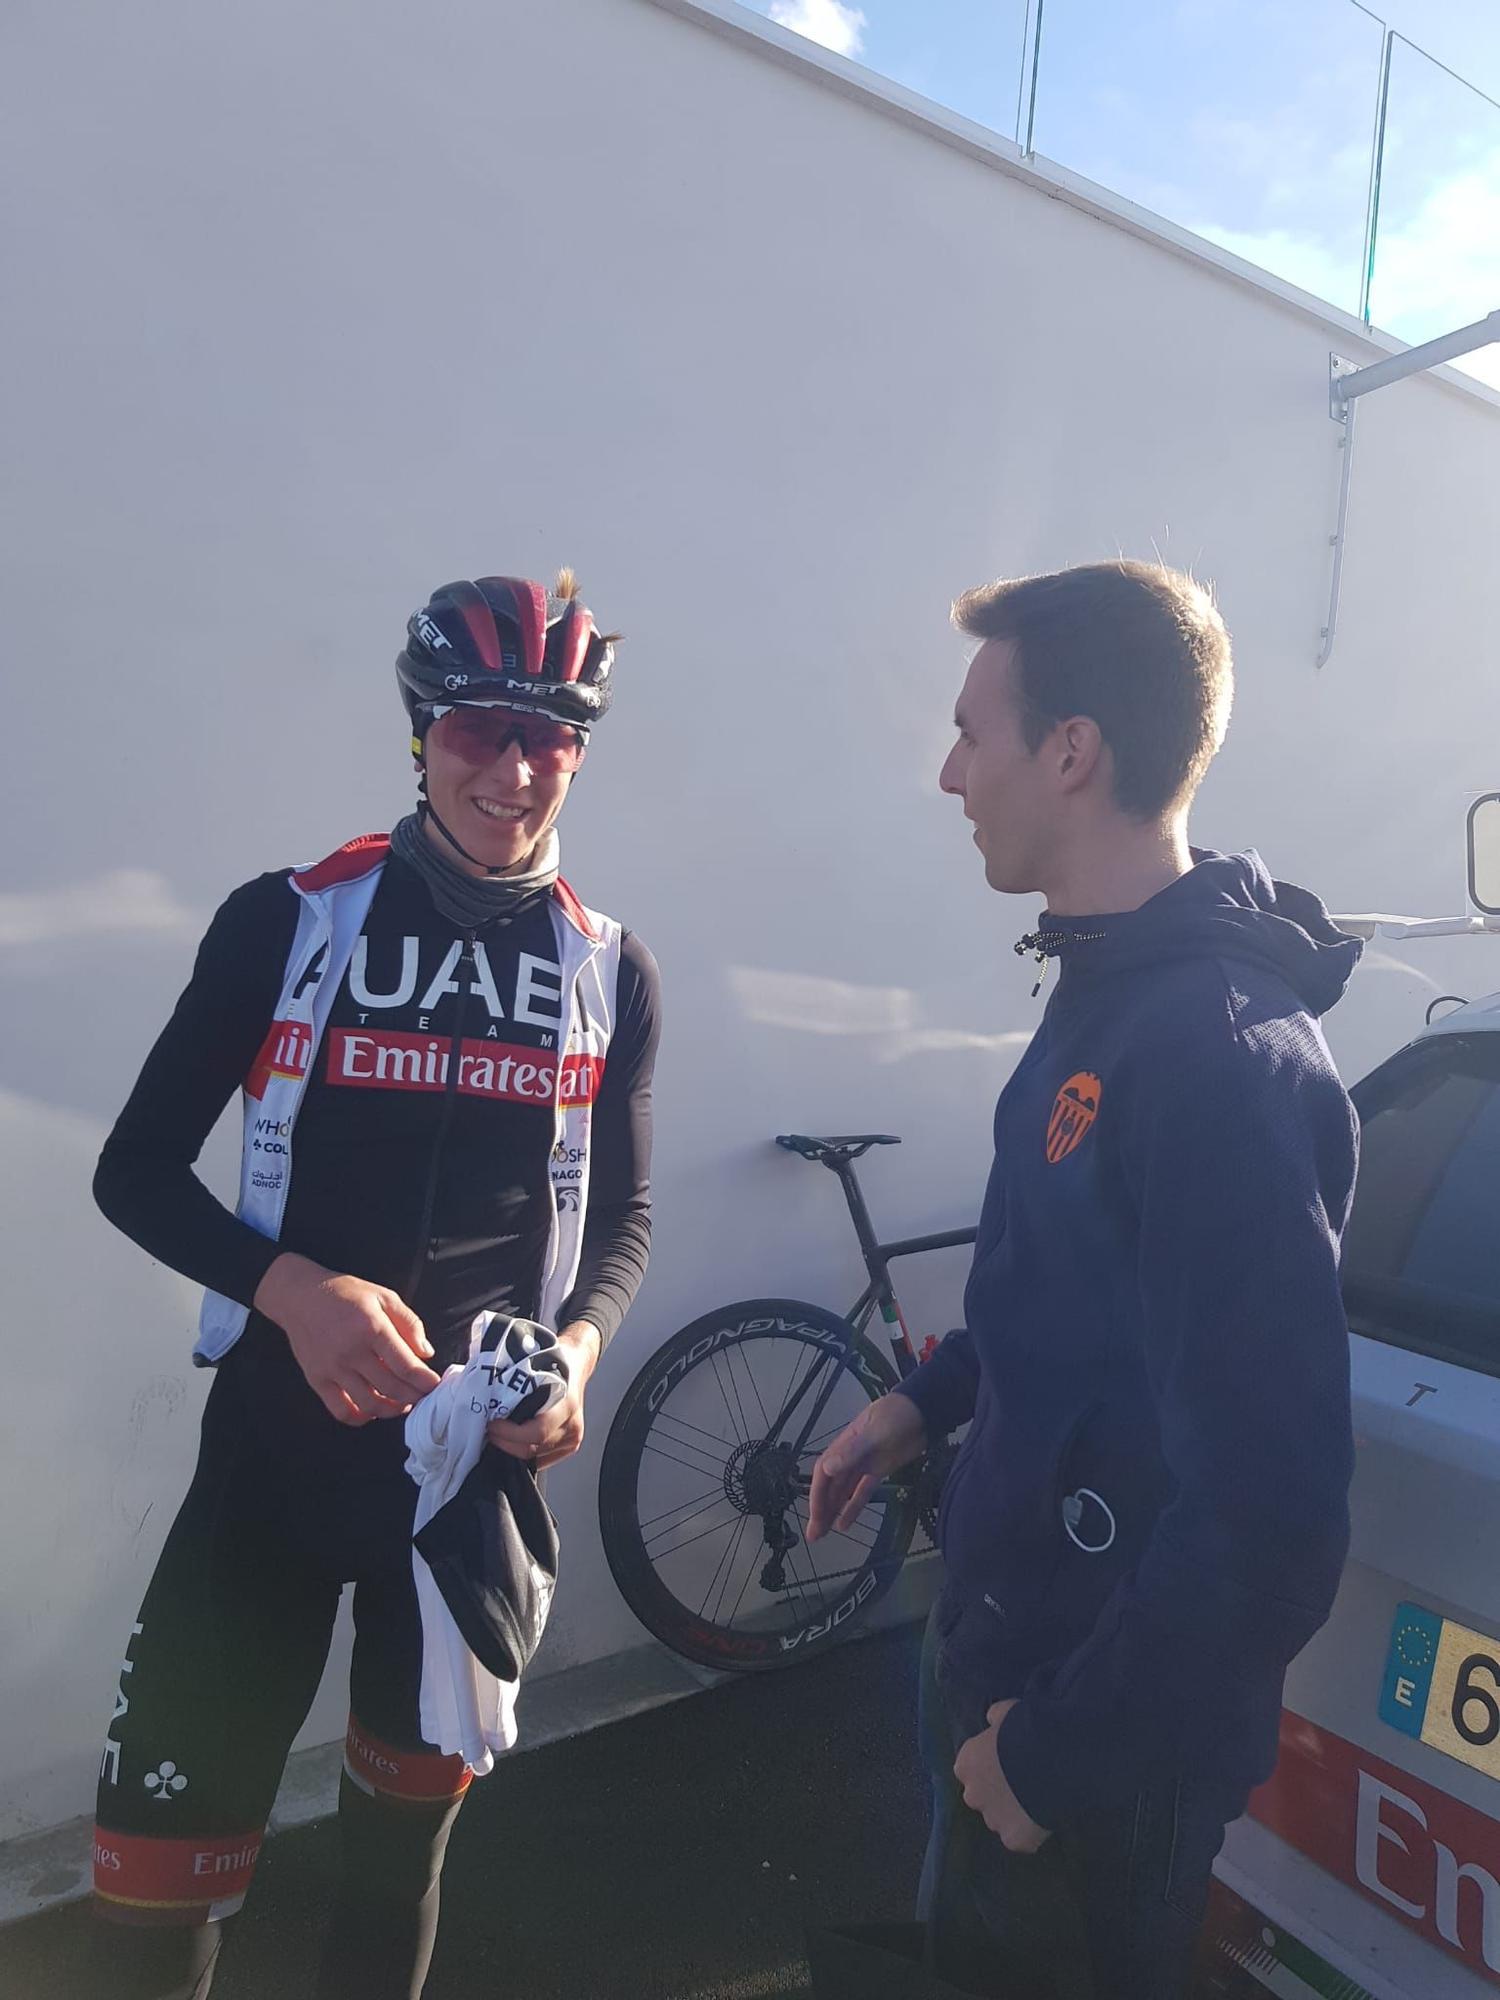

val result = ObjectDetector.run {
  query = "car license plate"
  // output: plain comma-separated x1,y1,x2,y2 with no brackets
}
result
1380,1601,1500,1783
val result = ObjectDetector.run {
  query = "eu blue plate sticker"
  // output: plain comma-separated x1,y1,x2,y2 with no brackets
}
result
1379,1601,1443,1739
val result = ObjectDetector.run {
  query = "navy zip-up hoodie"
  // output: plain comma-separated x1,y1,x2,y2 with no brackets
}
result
899,851,1361,1829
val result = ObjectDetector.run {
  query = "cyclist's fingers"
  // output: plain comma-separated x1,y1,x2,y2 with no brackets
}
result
807,1457,855,1542
319,1381,373,1428
533,1417,584,1469
335,1373,395,1424
381,1288,436,1360
348,1363,416,1417
366,1317,443,1398
501,1398,572,1450
833,1472,880,1535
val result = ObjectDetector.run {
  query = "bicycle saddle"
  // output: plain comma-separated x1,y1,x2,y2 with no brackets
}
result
775,1132,901,1163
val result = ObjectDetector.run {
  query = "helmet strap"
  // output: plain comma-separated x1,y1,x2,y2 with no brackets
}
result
414,795,519,879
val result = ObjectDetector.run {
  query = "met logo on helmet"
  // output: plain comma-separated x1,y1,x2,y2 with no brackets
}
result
413,610,452,653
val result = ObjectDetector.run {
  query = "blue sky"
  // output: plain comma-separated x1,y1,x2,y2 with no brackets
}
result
755,0,1500,385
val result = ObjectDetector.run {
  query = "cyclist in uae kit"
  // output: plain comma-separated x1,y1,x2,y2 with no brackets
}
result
85,572,661,2000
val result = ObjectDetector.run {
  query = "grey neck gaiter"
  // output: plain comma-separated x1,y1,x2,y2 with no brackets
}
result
390,811,560,931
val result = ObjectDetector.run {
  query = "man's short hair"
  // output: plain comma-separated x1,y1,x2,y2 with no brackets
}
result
952,561,1233,819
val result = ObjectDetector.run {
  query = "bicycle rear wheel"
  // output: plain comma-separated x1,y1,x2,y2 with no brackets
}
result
599,1298,918,1671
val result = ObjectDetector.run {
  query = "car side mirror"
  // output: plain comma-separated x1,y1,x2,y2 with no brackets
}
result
1468,792,1500,916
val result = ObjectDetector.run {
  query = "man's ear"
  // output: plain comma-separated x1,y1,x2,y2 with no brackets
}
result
1055,715,1104,793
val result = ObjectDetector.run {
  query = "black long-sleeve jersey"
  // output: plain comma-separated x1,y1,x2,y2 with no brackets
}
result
95,852,659,1468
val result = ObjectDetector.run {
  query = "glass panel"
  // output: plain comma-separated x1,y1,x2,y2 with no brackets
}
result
1025,0,1387,317
1344,1038,1500,1373
754,1,1034,145
1368,35,1500,391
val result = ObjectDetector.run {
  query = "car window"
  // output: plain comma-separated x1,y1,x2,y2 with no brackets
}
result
1343,1033,1500,1377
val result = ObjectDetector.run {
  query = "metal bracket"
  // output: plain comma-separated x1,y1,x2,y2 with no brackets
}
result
1329,353,1361,421
1317,356,1364,669
1317,308,1500,668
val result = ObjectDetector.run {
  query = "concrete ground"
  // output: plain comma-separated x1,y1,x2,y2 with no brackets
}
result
0,1622,932,2000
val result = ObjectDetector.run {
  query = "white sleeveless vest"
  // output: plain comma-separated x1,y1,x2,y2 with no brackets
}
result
195,834,622,1363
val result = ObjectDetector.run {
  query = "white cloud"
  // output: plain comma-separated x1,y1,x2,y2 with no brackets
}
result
729,965,913,1035
1190,150,1500,393
769,0,867,59
0,869,197,948
1371,164,1500,386
727,965,1033,1065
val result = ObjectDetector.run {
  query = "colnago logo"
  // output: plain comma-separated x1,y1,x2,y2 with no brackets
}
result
779,1569,880,1651
646,1318,884,1415
245,1020,314,1101
326,1030,603,1106
252,1112,292,1158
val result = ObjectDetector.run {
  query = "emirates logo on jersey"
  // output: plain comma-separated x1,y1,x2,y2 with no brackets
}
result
245,1020,314,1101
326,1029,602,1106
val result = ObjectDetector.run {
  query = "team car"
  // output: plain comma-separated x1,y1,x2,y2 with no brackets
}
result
1200,797,1500,1998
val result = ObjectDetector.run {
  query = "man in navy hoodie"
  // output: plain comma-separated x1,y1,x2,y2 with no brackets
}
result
809,561,1360,1999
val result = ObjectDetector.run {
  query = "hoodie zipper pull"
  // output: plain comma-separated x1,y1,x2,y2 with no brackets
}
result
1016,931,1051,999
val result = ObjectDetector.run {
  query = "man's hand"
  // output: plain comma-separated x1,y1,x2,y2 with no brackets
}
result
254,1251,441,1427
954,1699,1050,1853
488,1321,601,1471
807,1392,927,1542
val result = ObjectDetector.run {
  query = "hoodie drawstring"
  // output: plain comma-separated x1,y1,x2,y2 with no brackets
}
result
1015,928,1107,999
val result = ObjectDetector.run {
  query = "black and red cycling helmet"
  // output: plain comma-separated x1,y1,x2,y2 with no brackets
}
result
396,571,615,732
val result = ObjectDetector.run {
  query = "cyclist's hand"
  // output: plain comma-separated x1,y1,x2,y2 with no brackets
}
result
253,1251,441,1426
489,1321,601,1471
808,1392,927,1542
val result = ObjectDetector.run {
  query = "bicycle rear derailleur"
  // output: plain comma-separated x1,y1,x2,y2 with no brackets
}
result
723,1438,801,1591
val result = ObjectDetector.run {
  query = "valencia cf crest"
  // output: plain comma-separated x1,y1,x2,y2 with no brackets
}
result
1046,1072,1101,1164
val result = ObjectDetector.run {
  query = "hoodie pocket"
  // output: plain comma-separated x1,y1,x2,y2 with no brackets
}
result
1029,1407,1173,1660
938,1403,1102,1687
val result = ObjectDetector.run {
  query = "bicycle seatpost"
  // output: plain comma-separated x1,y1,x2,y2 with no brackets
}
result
829,1155,887,1283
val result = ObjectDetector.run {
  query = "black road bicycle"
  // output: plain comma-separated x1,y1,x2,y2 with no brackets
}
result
598,1133,976,1671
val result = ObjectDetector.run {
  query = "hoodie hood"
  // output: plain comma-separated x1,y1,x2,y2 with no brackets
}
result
1017,850,1362,1019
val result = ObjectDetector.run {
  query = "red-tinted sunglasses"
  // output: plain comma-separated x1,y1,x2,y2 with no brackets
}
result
425,704,588,774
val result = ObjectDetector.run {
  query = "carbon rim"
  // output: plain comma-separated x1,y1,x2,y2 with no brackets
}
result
599,1301,916,1671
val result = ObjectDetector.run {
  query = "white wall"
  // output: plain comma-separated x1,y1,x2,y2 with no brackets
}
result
2,0,1497,1841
